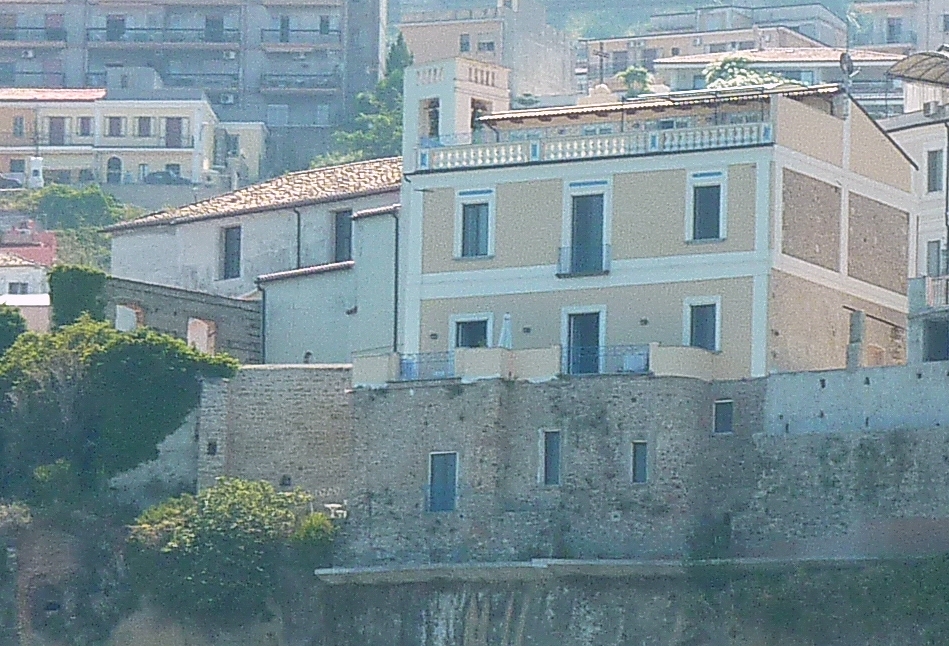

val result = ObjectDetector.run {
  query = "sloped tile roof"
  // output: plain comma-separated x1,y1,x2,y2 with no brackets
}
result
0,252,40,268
0,88,106,102
106,157,403,233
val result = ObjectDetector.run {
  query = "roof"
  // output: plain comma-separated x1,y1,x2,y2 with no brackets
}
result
0,252,40,269
257,260,354,284
887,51,949,86
480,83,841,124
654,48,901,66
353,203,400,219
879,110,949,132
0,88,106,102
106,157,403,233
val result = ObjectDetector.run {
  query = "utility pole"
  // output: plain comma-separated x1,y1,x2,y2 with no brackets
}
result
592,42,608,86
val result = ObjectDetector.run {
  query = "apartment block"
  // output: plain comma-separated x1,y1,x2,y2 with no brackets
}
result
399,58,914,381
849,0,949,53
399,0,574,98
0,0,385,174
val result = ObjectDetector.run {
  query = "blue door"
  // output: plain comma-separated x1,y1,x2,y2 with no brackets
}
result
429,452,457,512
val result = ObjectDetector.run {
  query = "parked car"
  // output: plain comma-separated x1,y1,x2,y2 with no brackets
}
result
143,171,192,185
0,175,23,189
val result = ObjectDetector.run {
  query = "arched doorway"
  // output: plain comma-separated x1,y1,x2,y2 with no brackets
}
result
106,157,122,184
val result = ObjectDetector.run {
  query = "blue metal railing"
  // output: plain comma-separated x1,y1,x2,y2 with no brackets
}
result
398,352,455,381
561,344,650,376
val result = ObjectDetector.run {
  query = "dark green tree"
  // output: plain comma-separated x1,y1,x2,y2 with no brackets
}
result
32,184,123,230
127,478,334,625
48,265,107,327
0,304,26,357
0,317,237,499
311,34,413,167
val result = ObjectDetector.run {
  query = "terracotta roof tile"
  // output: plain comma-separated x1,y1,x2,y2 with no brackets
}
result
106,157,403,233
0,252,40,268
0,88,106,102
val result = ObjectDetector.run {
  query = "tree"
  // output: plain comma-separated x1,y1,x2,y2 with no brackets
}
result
703,55,793,89
127,478,334,624
616,66,651,98
311,34,413,166
48,265,107,327
0,317,238,499
0,304,26,357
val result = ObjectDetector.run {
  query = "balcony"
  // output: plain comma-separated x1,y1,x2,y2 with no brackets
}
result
99,134,196,149
398,352,455,381
418,122,773,171
561,344,650,376
926,276,949,309
260,29,342,47
260,73,339,93
86,28,241,46
165,73,239,90
0,27,67,45
557,245,611,277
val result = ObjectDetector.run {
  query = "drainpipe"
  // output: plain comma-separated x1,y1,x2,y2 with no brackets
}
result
944,122,949,275
391,208,400,354
256,280,267,364
293,207,302,269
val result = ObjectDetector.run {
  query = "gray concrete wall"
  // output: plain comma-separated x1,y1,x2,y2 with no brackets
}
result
105,276,262,363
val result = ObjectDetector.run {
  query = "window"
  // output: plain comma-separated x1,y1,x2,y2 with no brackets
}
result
9,159,24,173
206,441,217,456
334,210,352,262
165,163,181,177
78,117,92,137
461,202,489,257
928,240,943,277
7,282,28,295
610,50,628,75
565,309,602,375
136,116,151,137
455,319,489,348
671,47,680,56
106,117,123,137
12,116,23,138
708,43,729,53
928,150,944,193
688,301,719,352
279,15,290,42
564,193,605,275
106,156,122,184
428,452,457,512
944,14,949,32
713,400,734,434
459,33,470,52
477,39,495,52
106,15,126,42
204,16,224,42
631,441,647,484
542,430,561,486
138,163,148,181
886,17,903,43
222,226,241,279
0,63,13,86
187,317,217,354
319,15,330,35
266,104,289,127
688,171,725,241
692,75,706,90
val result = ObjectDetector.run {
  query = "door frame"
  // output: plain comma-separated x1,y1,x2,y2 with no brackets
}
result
561,305,606,374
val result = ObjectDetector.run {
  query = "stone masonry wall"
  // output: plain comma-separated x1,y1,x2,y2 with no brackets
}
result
105,277,262,364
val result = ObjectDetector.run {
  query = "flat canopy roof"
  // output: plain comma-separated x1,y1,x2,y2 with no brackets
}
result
887,51,949,86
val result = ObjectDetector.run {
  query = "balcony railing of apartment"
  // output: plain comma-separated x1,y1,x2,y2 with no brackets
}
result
100,134,196,148
0,71,65,88
0,27,67,43
557,244,611,277
849,79,900,95
0,133,196,148
86,28,241,44
260,73,340,90
165,73,239,89
418,122,773,171
927,276,949,308
398,352,456,381
561,344,651,376
260,29,342,45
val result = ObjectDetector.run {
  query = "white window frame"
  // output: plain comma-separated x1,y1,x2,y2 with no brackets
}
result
630,440,648,485
686,170,727,242
454,188,495,260
427,450,459,512
449,312,494,349
561,179,612,262
713,399,734,434
560,304,607,374
537,428,562,486
682,295,722,352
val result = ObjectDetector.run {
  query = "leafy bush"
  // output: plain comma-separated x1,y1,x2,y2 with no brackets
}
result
128,478,334,625
0,304,26,357
34,184,122,230
48,265,107,327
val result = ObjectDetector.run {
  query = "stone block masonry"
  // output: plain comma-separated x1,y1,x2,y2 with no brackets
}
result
197,360,949,568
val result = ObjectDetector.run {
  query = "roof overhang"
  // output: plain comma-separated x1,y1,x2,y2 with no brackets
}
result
887,51,949,86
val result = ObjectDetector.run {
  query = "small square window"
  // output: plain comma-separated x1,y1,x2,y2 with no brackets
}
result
206,440,218,456
455,319,488,348
107,116,123,137
477,40,495,52
279,475,292,487
542,430,561,486
460,33,470,52
632,441,647,484
9,159,25,173
713,400,734,434
78,117,93,137
7,282,29,295
136,116,151,137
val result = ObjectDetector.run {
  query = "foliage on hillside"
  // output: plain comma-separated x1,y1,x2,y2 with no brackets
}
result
0,305,26,357
128,477,334,625
48,264,107,327
310,34,413,167
0,316,237,502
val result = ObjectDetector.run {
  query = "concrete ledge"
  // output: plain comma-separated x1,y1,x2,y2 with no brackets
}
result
315,555,885,585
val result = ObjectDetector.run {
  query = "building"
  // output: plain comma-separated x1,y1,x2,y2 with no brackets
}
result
0,219,56,267
0,0,385,174
398,0,574,98
653,48,905,118
851,0,926,54
577,3,848,93
399,57,914,382
0,251,48,331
